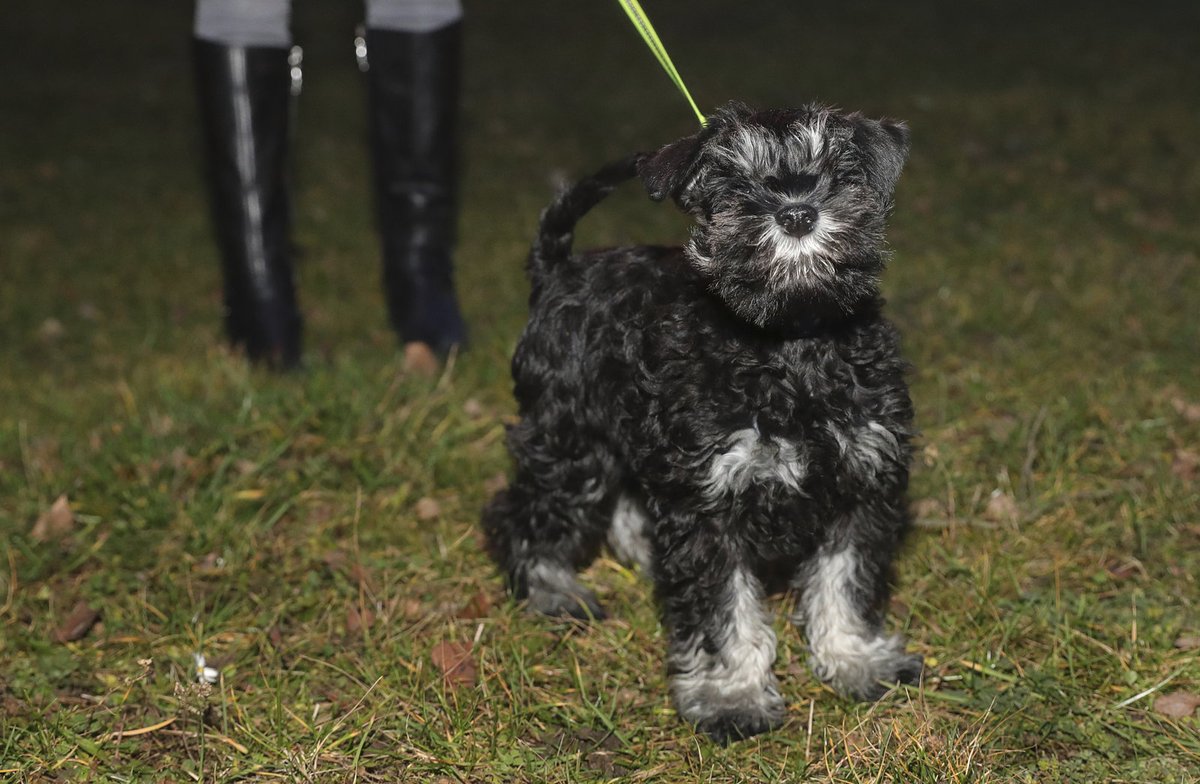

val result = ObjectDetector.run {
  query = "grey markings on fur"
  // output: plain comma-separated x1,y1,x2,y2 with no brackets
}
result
705,428,808,499
607,493,654,573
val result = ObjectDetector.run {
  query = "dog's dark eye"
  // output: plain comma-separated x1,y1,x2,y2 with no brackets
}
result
765,173,817,194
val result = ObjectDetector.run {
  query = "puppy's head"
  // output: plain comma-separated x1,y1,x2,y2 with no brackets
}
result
638,102,909,330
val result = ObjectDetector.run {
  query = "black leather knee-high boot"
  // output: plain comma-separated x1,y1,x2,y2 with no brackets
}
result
365,23,468,360
194,38,302,369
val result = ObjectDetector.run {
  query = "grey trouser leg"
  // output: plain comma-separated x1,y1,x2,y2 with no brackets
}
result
366,0,463,32
194,0,463,46
194,0,292,47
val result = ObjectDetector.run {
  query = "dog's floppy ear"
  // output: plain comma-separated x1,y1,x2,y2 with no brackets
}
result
637,132,706,203
851,115,911,199
638,103,751,206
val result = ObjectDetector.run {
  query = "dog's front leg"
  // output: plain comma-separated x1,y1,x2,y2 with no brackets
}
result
655,524,786,744
794,506,923,700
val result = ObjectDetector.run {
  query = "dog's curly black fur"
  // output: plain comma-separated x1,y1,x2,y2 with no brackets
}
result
483,102,922,744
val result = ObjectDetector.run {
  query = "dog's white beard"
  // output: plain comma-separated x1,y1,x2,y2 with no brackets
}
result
758,219,843,289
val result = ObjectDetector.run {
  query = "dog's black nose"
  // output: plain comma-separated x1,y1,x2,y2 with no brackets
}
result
776,204,818,237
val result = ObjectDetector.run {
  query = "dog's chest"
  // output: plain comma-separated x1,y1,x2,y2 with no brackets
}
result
701,417,902,499
615,329,909,502
538,248,910,499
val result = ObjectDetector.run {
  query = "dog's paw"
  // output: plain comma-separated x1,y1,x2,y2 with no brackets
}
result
846,653,924,701
815,643,924,701
891,652,925,686
522,562,608,622
528,589,608,622
678,685,787,745
695,704,786,745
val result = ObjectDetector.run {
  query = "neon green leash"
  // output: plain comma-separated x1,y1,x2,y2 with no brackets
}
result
616,0,706,126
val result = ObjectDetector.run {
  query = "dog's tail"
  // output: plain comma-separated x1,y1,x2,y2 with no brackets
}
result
528,153,643,280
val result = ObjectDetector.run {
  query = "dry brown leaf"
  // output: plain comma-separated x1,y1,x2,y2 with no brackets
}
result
911,498,940,515
1171,398,1200,423
1153,690,1200,718
539,727,620,753
194,552,226,574
585,751,631,778
456,590,493,620
1171,450,1199,481
2,694,24,717
55,601,100,643
984,413,1020,442
397,597,426,622
347,562,375,592
292,432,327,452
1173,635,1200,650
911,498,951,527
169,447,193,472
415,497,441,521
430,641,476,687
403,342,440,377
346,604,376,634
983,490,1019,523
38,318,65,342
31,495,74,543
149,414,175,437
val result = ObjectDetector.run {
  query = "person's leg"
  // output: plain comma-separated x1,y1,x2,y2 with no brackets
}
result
363,0,467,371
366,0,462,33
195,0,292,47
194,0,302,368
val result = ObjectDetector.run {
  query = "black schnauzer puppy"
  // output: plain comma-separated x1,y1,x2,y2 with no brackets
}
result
483,102,923,744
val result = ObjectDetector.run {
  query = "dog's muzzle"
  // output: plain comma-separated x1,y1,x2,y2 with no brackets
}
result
775,204,818,238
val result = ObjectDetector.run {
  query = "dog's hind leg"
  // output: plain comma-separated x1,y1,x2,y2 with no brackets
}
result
793,503,924,700
482,419,618,621
606,491,654,575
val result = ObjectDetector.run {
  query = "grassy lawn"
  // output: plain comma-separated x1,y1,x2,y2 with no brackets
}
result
2,0,1199,780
